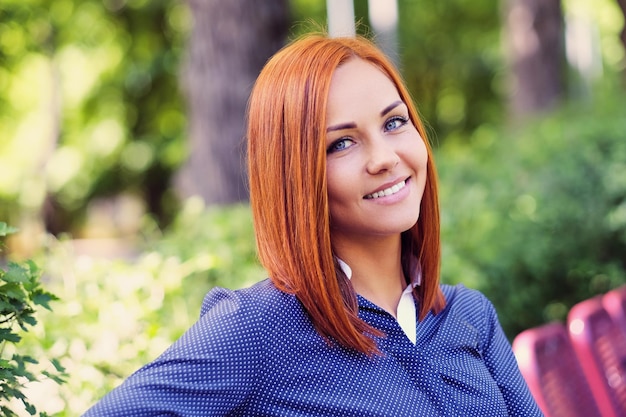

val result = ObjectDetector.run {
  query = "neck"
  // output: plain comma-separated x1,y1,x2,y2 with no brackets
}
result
333,234,406,317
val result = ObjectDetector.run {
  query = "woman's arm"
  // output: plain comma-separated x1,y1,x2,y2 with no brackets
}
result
82,287,264,416
479,295,544,417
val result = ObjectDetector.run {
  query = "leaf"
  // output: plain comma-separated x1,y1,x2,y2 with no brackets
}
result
9,389,26,401
0,328,21,343
32,292,56,310
42,370,67,385
0,222,18,237
0,283,27,301
20,355,38,364
0,299,15,313
1,264,29,283
20,314,38,327
0,405,19,417
24,401,36,415
0,367,17,381
50,358,66,373
24,259,41,276
10,363,35,379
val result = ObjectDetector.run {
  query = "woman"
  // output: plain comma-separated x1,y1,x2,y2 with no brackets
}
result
83,34,542,416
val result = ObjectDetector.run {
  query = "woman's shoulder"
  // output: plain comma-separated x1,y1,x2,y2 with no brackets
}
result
199,278,304,323
160,279,307,359
437,283,499,324
188,279,329,362
439,283,490,304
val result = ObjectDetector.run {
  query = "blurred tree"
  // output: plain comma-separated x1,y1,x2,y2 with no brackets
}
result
368,0,399,67
175,0,290,205
326,0,356,37
503,0,566,120
438,90,626,338
0,0,189,241
398,0,503,141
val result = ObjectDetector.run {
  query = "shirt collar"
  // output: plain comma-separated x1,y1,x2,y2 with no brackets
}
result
337,258,421,287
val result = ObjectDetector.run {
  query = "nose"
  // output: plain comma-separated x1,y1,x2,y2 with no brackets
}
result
365,137,400,174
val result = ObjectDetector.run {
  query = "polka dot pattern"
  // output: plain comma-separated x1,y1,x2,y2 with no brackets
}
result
83,280,543,416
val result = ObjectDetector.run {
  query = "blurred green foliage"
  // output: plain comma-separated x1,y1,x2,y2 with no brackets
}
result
399,0,503,142
0,223,66,416
438,85,626,337
0,0,188,233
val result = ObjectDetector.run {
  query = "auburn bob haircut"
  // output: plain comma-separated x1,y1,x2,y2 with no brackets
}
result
247,34,445,355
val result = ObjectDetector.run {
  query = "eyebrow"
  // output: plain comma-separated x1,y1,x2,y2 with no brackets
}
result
326,122,356,133
326,100,405,133
380,100,404,117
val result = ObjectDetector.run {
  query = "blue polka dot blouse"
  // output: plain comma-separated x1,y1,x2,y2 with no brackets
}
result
83,279,543,416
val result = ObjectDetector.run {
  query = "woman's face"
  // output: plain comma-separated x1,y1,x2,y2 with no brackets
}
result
325,58,428,245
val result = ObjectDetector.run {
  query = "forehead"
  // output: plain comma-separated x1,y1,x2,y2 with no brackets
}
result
326,58,400,119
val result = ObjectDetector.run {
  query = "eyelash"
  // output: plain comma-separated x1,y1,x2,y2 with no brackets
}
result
384,115,409,131
326,115,410,154
327,138,353,154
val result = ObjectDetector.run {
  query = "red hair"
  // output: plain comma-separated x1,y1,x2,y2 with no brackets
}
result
247,34,445,355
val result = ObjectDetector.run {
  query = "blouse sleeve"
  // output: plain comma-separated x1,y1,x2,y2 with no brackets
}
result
479,295,544,417
82,287,265,416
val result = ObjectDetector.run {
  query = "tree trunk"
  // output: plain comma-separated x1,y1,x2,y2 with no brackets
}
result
177,0,290,205
368,0,399,68
326,0,356,37
503,0,565,120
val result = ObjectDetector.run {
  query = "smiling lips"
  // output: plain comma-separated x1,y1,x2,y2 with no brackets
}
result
364,179,408,200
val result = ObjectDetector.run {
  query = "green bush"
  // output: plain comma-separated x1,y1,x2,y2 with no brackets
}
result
0,223,66,417
438,92,626,338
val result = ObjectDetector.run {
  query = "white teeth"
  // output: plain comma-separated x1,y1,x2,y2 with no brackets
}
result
365,180,406,199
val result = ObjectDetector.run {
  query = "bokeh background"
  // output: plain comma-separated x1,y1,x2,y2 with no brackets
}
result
1,0,625,414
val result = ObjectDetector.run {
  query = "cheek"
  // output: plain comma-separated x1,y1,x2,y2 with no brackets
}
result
413,138,429,171
326,166,346,209
404,137,428,194
325,161,357,217
418,146,429,187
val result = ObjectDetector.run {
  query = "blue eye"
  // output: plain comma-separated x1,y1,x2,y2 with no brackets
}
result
384,116,408,132
327,138,354,154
